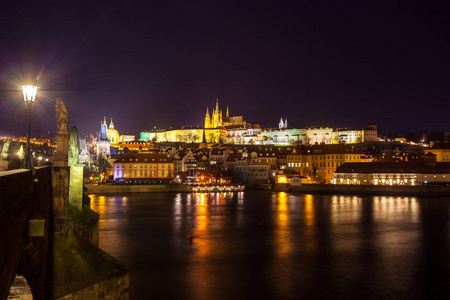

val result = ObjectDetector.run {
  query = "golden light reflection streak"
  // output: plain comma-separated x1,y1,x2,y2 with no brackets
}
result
267,192,294,298
303,194,317,252
90,195,106,216
173,193,182,235
304,194,315,227
188,192,213,299
275,192,292,256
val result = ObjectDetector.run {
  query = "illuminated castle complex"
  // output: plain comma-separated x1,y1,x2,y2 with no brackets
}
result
205,99,246,128
140,99,377,145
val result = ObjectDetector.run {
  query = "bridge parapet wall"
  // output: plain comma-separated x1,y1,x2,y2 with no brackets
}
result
0,167,52,300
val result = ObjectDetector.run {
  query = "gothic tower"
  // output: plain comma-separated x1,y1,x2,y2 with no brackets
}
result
204,107,211,128
97,117,111,157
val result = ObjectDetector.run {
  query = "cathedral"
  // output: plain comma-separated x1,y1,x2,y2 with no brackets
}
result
204,99,246,128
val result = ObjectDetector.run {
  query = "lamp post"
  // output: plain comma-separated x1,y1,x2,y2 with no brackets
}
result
22,84,38,169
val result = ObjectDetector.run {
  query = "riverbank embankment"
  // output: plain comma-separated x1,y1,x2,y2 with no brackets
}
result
87,183,450,196
86,183,192,194
275,183,450,196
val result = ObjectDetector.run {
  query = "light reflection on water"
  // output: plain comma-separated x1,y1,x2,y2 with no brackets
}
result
89,191,450,299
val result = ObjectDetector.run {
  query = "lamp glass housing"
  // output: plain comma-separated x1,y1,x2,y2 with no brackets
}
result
22,85,38,102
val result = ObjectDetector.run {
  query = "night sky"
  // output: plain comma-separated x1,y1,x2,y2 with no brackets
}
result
1,1,449,137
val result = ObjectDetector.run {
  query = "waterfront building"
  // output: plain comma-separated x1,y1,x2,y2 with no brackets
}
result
333,158,450,185
428,142,450,162
247,158,271,187
196,169,233,185
275,169,307,184
223,149,249,183
286,144,370,183
113,152,174,182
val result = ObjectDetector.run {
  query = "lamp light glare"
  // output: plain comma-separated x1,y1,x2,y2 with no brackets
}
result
22,85,38,102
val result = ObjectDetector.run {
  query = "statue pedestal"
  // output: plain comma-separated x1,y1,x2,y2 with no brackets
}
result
53,131,68,167
52,166,69,238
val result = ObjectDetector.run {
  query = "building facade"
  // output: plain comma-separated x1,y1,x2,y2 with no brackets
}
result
286,144,369,183
113,152,174,182
333,161,450,185
428,142,450,162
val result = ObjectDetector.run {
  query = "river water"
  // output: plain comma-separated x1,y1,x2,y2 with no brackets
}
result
89,191,450,299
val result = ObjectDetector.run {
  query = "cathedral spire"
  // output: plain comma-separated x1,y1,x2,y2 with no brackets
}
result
226,106,229,118
110,118,114,129
103,116,107,125
216,98,219,112
206,107,209,116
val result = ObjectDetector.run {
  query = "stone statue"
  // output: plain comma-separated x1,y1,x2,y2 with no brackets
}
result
1,140,10,159
68,126,79,167
55,98,69,133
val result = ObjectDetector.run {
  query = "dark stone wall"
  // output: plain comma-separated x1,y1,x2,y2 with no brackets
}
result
68,216,99,246
0,167,52,300
86,183,192,194
51,167,69,238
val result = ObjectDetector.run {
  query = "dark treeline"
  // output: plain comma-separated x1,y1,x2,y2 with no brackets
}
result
380,131,449,143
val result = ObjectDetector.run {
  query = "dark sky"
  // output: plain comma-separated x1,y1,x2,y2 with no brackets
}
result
1,0,449,137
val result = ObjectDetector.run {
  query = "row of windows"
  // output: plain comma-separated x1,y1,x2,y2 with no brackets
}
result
125,158,167,162
115,164,172,169
288,154,360,161
288,162,343,168
116,170,169,177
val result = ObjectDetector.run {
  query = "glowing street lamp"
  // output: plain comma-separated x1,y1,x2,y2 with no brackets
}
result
22,84,38,169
